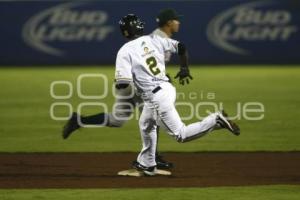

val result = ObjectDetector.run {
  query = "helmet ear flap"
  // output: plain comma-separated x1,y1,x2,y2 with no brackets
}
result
123,30,129,37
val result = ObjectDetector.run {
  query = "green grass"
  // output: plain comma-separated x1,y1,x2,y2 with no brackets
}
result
0,66,299,152
0,185,299,200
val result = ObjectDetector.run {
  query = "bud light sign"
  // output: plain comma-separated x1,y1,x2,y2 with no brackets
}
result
0,0,299,65
22,2,114,56
207,1,299,55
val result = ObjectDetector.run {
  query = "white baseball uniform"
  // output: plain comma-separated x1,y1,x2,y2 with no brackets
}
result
108,29,171,127
116,34,220,167
152,28,172,62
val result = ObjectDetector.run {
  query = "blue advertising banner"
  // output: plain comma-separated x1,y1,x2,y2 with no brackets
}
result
0,0,299,65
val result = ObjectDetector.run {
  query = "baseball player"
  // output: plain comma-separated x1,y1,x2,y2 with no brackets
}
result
152,8,181,63
62,9,183,170
117,14,240,176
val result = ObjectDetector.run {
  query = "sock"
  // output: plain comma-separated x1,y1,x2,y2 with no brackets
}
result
155,126,160,158
80,113,108,126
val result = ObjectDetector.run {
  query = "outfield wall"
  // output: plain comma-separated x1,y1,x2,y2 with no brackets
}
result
0,0,299,65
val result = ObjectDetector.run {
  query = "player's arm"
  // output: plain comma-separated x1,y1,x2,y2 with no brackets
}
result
115,81,134,98
175,42,193,85
115,48,134,97
162,37,193,85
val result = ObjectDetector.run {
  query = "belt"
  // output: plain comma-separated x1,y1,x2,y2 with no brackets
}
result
152,86,162,94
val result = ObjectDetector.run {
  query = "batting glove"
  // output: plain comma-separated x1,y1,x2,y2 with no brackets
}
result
174,68,193,85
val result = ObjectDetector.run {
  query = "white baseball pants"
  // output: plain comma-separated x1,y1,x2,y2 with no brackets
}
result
137,82,219,167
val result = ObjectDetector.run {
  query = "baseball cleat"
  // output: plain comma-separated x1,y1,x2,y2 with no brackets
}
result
131,154,173,171
132,161,157,176
216,110,240,136
62,112,81,139
156,154,174,169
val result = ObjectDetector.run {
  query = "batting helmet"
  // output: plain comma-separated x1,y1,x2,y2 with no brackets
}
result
119,14,144,39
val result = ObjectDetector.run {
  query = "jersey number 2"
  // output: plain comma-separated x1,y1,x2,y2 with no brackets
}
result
146,57,161,75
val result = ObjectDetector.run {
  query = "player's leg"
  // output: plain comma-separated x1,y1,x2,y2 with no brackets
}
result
62,83,136,139
155,126,174,169
159,107,219,142
62,112,107,139
162,109,240,142
89,82,136,127
135,99,173,170
133,103,158,176
154,82,239,142
106,98,135,127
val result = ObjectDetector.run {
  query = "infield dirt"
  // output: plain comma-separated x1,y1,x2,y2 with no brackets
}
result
0,152,299,188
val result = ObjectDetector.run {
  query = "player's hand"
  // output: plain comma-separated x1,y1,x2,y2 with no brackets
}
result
174,68,193,85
